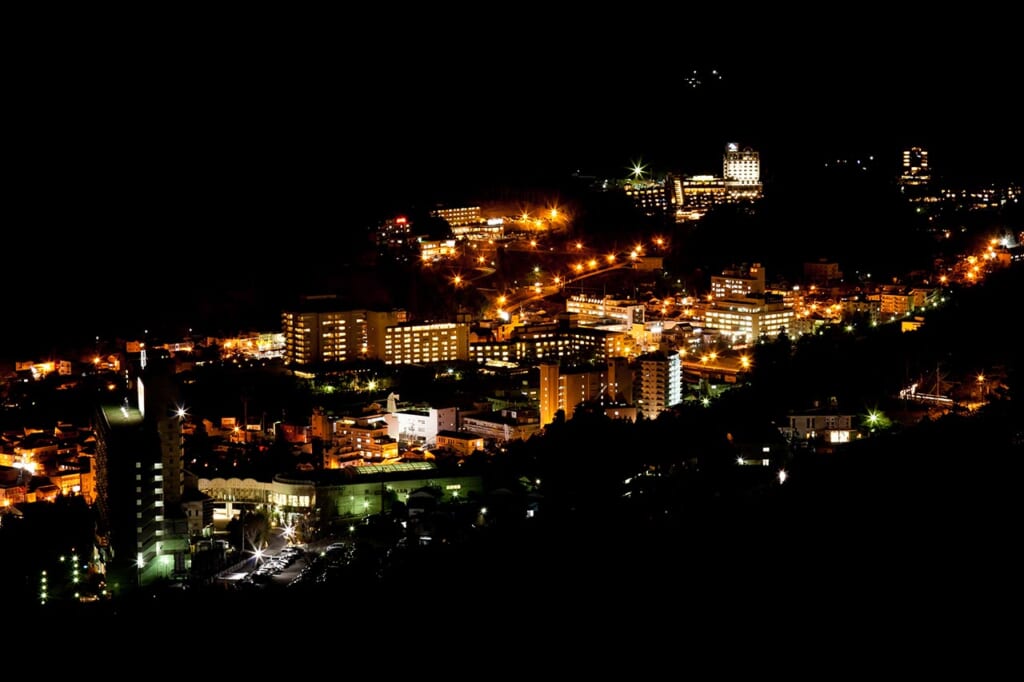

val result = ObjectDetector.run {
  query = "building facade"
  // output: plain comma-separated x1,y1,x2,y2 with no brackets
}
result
383,322,470,365
435,430,485,457
899,146,930,190
282,298,407,366
711,263,766,300
704,292,794,344
92,353,190,588
537,362,608,426
384,406,459,449
723,143,764,201
635,351,682,420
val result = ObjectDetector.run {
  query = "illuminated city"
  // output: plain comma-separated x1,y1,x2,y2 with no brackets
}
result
3,40,1021,638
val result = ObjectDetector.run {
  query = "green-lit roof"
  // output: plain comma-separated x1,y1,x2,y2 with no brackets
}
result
348,462,436,477
99,402,144,427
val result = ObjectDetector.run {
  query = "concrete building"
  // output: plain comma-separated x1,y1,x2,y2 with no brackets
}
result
537,362,607,426
723,143,763,201
282,297,407,366
435,430,485,458
92,352,190,588
384,406,458,449
635,351,682,420
383,322,470,365
461,408,541,444
711,263,766,300
326,414,398,466
704,293,795,344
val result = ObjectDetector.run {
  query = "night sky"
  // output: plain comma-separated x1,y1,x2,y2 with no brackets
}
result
4,20,1021,359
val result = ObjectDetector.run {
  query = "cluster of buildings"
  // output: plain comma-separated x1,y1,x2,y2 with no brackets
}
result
3,142,1019,597
618,143,764,222
0,349,493,591
275,258,957,418
0,426,96,509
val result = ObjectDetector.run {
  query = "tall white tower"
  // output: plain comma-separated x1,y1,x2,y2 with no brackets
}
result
899,147,930,187
723,143,760,185
723,143,763,202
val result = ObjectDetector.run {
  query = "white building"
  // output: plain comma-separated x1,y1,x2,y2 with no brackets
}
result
383,322,469,365
384,406,458,448
723,143,763,201
704,294,795,345
635,351,682,421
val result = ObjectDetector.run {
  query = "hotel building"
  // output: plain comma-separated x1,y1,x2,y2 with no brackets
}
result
282,297,407,366
470,321,629,368
723,142,763,200
538,362,607,426
635,351,682,421
383,322,470,365
565,294,644,327
899,147,930,189
711,263,766,300
92,352,190,587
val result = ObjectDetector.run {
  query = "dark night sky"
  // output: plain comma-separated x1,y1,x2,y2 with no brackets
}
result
4,18,1021,358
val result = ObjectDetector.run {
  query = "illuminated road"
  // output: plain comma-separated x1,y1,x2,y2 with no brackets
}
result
500,261,631,310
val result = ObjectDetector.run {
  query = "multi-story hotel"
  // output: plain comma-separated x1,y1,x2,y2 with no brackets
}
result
624,177,671,216
535,358,638,427
282,297,407,366
704,293,795,345
373,215,416,252
326,414,399,466
711,263,766,300
383,322,470,365
677,175,729,212
538,362,607,426
429,205,503,241
470,320,629,368
899,146,930,189
635,351,682,421
92,351,190,588
565,294,644,326
875,288,916,321
431,205,481,227
418,238,459,262
723,142,763,200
